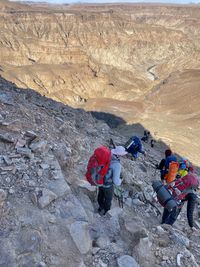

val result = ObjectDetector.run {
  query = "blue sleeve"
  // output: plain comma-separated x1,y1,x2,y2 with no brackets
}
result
138,143,144,153
112,163,122,186
165,155,177,169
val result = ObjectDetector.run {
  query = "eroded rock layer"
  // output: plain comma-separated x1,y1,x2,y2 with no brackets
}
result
0,1,200,164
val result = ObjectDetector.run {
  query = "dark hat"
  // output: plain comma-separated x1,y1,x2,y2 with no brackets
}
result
165,149,172,157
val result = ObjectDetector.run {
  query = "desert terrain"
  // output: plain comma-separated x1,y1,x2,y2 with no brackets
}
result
0,2,200,266
0,1,200,164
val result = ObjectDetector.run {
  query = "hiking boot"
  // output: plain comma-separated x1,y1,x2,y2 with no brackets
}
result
98,208,105,216
98,207,102,213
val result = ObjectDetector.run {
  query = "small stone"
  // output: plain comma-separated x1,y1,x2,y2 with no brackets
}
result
9,188,14,194
38,188,57,209
5,177,11,183
35,262,46,267
16,147,33,159
99,259,107,267
37,169,43,177
96,236,110,249
30,192,38,205
30,140,47,153
0,189,7,204
132,198,145,206
92,247,100,255
176,254,183,267
28,180,36,187
156,226,166,234
40,163,49,170
117,255,140,267
23,173,30,180
162,256,169,261
3,156,12,165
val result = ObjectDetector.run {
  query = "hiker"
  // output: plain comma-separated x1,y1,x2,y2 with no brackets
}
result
125,136,145,160
176,158,191,178
141,130,150,143
150,139,155,148
157,149,177,181
97,146,127,215
161,173,200,230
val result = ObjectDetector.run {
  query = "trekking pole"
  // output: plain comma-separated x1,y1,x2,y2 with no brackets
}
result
114,185,124,208
110,138,116,149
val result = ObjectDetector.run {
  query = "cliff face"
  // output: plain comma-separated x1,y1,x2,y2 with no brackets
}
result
1,1,200,164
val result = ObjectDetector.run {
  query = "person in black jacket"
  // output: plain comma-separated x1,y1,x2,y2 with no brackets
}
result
156,149,177,181
161,192,198,230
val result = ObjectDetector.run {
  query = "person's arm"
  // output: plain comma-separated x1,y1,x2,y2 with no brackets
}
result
112,163,122,186
138,143,145,154
158,159,166,170
186,193,197,228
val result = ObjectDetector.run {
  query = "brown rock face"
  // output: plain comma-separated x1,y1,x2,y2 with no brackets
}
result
1,1,200,164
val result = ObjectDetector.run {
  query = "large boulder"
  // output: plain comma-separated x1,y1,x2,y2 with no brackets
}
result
69,221,92,254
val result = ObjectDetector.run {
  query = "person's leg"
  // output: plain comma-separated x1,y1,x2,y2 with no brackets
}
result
162,207,181,225
103,186,114,214
160,170,167,181
97,187,105,211
186,193,197,227
132,152,138,160
161,208,170,224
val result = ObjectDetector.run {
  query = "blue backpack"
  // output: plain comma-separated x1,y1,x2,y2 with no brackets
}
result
125,136,141,152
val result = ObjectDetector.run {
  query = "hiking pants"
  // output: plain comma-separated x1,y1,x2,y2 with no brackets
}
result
161,206,182,226
98,186,113,214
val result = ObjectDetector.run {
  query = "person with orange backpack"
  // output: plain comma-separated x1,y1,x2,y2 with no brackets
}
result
157,149,178,181
86,145,127,215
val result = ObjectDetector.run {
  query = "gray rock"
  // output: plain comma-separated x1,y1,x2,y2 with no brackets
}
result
132,198,145,206
38,188,57,209
0,189,7,205
99,259,108,267
117,255,140,267
96,235,110,249
78,261,87,267
35,262,46,267
171,232,190,248
108,207,122,217
135,237,155,266
16,147,33,159
69,221,92,254
59,194,89,222
77,180,96,192
30,140,48,153
123,217,148,246
17,229,43,254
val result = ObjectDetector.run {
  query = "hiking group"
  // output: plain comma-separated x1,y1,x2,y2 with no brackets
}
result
85,134,200,231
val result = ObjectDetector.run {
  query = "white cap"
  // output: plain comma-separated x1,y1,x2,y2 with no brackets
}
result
111,146,127,156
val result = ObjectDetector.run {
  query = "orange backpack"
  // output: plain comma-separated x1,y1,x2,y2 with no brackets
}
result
164,161,179,184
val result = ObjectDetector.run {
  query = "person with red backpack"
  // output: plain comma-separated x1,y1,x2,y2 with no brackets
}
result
86,145,127,215
161,172,200,230
90,145,127,215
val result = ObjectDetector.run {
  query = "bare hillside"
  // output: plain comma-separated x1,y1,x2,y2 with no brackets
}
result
0,1,200,164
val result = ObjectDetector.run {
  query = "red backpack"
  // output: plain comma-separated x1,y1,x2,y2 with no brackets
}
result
86,146,111,186
169,173,199,201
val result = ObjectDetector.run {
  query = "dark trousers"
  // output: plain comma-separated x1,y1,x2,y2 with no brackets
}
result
97,186,113,213
161,206,182,225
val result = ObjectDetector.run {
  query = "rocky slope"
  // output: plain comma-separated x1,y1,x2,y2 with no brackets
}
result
0,1,200,163
0,76,200,267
